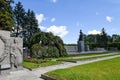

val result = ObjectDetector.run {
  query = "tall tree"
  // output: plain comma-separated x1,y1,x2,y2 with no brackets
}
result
0,0,14,30
24,9,40,48
13,1,25,37
100,28,108,48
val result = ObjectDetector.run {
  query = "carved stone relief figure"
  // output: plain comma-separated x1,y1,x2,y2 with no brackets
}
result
10,38,22,69
0,35,9,63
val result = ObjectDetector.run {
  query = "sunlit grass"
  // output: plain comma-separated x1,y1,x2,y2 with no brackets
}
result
46,57,120,80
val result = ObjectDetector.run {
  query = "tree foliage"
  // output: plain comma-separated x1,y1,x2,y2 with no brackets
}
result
32,43,47,59
13,1,25,37
84,28,120,50
0,0,14,30
100,28,108,48
31,32,67,58
24,9,40,48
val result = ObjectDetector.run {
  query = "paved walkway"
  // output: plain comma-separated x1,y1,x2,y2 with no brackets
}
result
0,53,120,80
72,52,119,59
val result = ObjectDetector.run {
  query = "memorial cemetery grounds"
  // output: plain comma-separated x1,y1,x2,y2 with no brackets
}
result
0,0,120,80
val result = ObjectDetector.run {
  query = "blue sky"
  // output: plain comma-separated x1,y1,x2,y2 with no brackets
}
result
13,0,120,44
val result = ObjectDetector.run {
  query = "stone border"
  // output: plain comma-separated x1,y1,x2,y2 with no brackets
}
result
23,67,32,71
57,60,77,63
41,74,56,80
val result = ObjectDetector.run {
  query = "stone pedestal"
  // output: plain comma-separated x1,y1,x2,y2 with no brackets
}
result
78,41,85,52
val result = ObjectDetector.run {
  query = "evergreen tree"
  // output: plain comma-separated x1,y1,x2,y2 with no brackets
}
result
100,28,108,48
13,1,25,37
0,0,14,30
24,9,40,55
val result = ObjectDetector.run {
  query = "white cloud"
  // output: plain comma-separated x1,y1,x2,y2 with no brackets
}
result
51,18,56,22
88,30,101,35
39,26,47,31
36,14,46,24
51,0,58,3
47,25,68,37
106,16,112,22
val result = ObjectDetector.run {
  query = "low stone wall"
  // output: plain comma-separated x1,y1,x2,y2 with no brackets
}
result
64,46,78,52
94,48,106,51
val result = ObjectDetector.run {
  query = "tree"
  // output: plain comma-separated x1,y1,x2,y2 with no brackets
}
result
30,32,67,57
112,34,120,42
54,36,67,57
47,46,59,58
0,0,14,30
13,1,26,37
30,32,41,46
32,43,47,59
23,9,40,57
100,28,108,48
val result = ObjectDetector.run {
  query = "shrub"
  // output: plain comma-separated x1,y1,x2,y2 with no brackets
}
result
108,42,120,50
32,43,42,58
47,46,59,58
32,43,48,59
23,58,48,64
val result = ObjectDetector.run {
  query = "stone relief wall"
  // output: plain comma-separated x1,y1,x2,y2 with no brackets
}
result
0,31,11,69
0,30,23,74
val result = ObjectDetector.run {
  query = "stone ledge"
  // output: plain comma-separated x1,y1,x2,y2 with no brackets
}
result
57,60,77,63
41,74,56,80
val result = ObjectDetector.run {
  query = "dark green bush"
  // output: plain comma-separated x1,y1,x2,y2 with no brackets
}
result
23,58,47,64
47,46,59,58
108,42,120,50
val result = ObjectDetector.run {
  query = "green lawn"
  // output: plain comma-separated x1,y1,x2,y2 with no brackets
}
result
46,57,120,80
23,61,62,70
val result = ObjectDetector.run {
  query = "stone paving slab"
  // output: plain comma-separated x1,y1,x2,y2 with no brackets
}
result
0,69,43,80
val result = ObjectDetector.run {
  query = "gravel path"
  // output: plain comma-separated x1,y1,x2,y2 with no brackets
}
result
0,53,120,80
